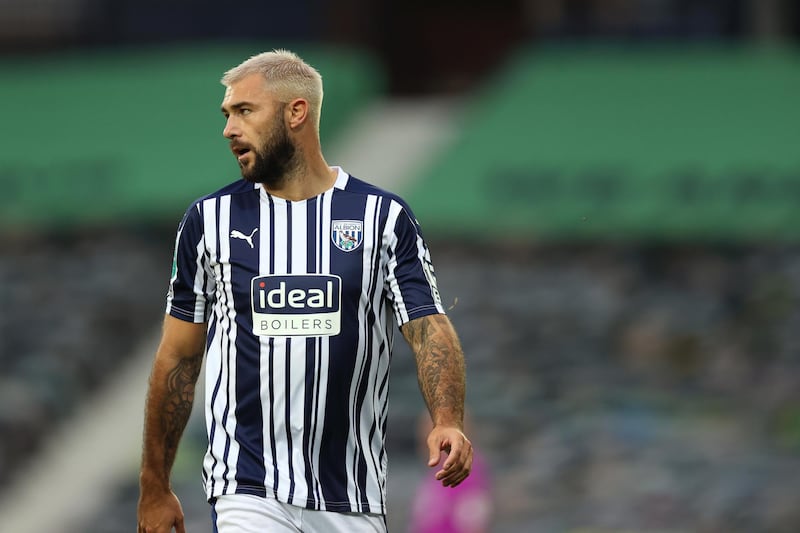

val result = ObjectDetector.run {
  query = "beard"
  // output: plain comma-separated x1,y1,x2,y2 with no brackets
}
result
240,111,297,185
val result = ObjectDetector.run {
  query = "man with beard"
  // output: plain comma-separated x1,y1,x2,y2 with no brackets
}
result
137,49,472,533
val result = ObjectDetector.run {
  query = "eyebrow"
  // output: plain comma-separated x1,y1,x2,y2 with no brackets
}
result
221,101,255,115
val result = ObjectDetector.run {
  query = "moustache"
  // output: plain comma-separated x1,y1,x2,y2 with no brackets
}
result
230,141,254,154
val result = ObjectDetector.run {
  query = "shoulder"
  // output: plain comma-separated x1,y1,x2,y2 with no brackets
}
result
196,178,257,204
341,174,416,216
339,173,428,238
187,179,257,211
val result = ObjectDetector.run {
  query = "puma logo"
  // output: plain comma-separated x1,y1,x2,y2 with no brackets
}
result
230,227,258,248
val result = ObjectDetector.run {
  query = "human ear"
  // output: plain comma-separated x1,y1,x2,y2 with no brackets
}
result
287,98,309,129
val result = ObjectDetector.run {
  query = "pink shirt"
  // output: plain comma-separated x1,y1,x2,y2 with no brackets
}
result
409,451,493,533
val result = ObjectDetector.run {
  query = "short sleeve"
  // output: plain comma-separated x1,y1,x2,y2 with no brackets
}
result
166,202,215,323
384,201,445,325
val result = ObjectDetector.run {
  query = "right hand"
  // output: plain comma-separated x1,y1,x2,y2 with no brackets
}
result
137,490,186,533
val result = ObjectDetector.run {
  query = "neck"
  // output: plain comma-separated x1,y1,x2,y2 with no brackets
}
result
261,149,338,201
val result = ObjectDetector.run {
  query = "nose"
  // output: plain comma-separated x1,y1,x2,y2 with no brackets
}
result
223,116,239,139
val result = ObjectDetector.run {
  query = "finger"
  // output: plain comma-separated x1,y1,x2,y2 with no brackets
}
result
443,435,471,471
442,464,471,487
463,446,474,473
440,471,462,487
427,438,444,467
448,471,470,488
441,437,464,470
435,461,463,482
440,450,473,486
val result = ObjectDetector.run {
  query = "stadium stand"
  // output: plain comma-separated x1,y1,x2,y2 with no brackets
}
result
0,42,385,509
3,42,800,533
0,230,170,492
0,43,385,229
404,45,800,242
44,241,800,533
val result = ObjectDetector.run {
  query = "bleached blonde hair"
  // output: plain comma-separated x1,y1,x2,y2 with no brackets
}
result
221,49,324,127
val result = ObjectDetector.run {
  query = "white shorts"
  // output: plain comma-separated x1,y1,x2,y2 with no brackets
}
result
211,493,387,533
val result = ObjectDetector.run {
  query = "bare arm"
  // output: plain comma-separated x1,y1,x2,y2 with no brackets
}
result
138,314,207,533
402,313,473,487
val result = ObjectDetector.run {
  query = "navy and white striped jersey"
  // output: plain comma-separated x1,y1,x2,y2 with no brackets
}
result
166,167,445,514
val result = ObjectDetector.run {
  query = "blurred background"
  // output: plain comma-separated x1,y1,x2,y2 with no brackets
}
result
1,0,799,532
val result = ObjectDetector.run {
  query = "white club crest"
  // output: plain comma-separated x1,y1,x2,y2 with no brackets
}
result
331,220,363,252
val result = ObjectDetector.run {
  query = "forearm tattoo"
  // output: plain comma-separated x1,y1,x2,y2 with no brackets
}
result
403,314,466,426
161,355,203,474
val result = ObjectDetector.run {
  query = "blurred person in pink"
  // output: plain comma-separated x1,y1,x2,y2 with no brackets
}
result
409,411,493,533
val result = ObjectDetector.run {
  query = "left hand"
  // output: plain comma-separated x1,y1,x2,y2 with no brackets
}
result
426,425,473,487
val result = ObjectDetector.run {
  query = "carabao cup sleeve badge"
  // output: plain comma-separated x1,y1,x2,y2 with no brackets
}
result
331,220,363,252
251,274,342,337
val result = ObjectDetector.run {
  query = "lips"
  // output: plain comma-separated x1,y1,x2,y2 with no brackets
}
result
230,143,252,163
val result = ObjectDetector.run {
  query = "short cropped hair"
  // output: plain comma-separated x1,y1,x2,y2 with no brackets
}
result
221,49,324,126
